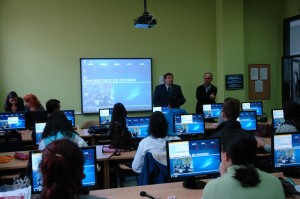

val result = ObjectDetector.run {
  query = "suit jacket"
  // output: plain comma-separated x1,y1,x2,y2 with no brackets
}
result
153,84,186,106
196,84,217,113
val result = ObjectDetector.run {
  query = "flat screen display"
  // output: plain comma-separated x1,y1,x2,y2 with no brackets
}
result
33,122,46,145
166,138,221,181
126,116,150,138
202,103,223,119
272,109,285,129
30,146,97,194
80,58,152,114
152,106,169,114
62,110,75,127
241,101,263,116
237,111,257,131
99,108,113,125
0,111,26,131
173,114,205,135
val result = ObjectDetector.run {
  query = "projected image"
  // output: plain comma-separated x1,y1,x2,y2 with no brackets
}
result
174,114,205,135
80,58,152,114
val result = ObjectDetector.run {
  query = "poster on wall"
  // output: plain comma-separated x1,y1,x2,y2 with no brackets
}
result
225,74,244,90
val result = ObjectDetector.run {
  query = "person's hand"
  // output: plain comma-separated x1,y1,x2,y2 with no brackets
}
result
210,93,216,100
256,137,266,148
219,162,227,176
11,105,17,112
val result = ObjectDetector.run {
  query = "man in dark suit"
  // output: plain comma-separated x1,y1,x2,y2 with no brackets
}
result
153,72,186,107
196,72,217,113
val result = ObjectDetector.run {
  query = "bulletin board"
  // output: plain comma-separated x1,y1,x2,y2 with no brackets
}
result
248,64,270,100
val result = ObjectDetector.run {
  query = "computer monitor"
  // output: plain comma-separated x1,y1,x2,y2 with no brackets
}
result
25,111,48,130
99,108,113,125
173,113,205,136
0,111,26,132
241,101,263,116
126,116,150,138
272,109,285,129
152,106,169,114
33,121,46,145
29,146,97,194
166,137,221,189
237,111,257,131
272,132,300,178
202,103,223,119
62,110,75,127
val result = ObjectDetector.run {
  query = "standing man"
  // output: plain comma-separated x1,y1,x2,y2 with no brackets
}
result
153,72,186,107
196,72,217,113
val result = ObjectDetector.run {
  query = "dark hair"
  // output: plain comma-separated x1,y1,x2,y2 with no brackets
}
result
4,91,19,111
46,99,61,114
163,72,173,80
42,111,77,139
221,132,260,187
109,102,127,130
168,96,180,108
40,139,85,199
222,98,240,120
282,100,300,130
147,111,168,138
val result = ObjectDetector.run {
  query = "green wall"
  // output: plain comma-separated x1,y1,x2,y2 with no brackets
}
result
0,0,299,126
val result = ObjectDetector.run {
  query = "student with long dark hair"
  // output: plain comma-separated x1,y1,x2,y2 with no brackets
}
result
203,132,284,199
4,91,25,112
38,111,87,150
40,139,103,199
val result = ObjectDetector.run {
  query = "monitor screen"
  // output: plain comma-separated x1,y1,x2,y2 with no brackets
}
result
80,58,152,114
272,109,285,129
0,111,26,131
237,111,257,131
126,116,150,138
241,101,263,116
152,106,169,114
272,132,300,178
99,108,113,125
33,122,46,145
166,138,221,188
202,103,223,119
173,114,205,136
30,146,97,194
25,111,48,130
62,110,75,127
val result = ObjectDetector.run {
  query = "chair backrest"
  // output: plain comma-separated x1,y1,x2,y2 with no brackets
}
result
139,152,168,185
0,132,23,152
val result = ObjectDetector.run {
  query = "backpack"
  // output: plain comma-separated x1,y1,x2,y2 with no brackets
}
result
109,122,135,151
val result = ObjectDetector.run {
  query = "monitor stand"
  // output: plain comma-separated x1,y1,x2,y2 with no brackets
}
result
182,178,207,189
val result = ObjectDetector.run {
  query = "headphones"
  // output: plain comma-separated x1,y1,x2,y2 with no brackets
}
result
259,113,268,123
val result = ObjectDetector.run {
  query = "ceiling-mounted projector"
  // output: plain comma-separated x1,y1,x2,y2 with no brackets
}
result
134,0,157,28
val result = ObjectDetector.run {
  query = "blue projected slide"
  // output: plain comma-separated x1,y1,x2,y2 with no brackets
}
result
167,138,221,180
80,58,152,114
126,116,150,138
241,101,263,116
62,110,75,127
203,103,223,119
238,111,257,131
173,114,205,135
0,112,26,131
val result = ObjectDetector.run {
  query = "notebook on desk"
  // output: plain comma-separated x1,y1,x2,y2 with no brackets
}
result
29,146,97,194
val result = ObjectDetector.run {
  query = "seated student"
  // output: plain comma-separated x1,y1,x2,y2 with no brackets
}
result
4,91,25,112
109,102,135,151
210,98,242,137
23,93,45,111
217,97,233,126
40,139,103,199
164,96,187,136
38,111,87,150
132,111,179,173
203,132,285,199
46,99,61,115
257,100,300,152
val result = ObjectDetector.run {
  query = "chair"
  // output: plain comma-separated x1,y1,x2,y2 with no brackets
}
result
138,151,168,185
0,132,23,152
